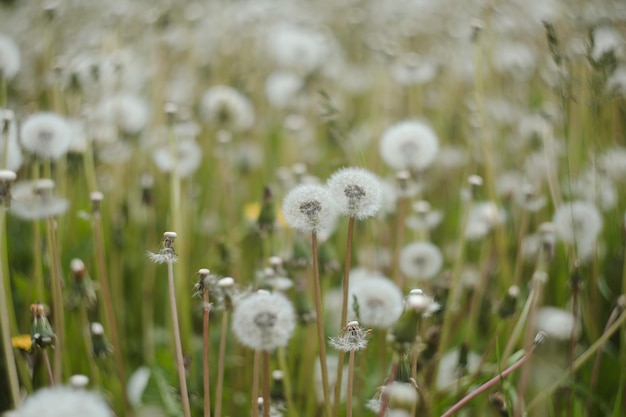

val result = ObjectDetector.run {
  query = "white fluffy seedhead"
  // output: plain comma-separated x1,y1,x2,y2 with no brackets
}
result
282,184,337,233
327,167,382,219
20,112,72,160
379,120,439,171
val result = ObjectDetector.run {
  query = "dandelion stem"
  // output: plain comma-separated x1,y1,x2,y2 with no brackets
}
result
42,348,54,386
262,350,270,417
441,336,541,417
311,231,332,417
334,216,355,415
45,217,64,383
252,350,260,417
167,259,191,417
203,292,212,417
0,208,20,407
79,304,100,386
277,347,297,417
527,307,626,411
377,357,399,417
586,298,624,416
346,350,356,417
92,207,130,411
214,310,230,417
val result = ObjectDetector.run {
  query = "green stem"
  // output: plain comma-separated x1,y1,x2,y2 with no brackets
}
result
346,350,355,417
203,292,212,417
262,350,270,417
252,350,260,417
79,304,100,386
214,310,230,417
45,217,64,383
0,208,20,406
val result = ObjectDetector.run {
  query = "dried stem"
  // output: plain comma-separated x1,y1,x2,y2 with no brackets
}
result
346,350,356,417
214,310,230,417
334,216,355,415
167,259,191,417
45,217,64,383
262,350,271,417
203,292,212,417
252,350,260,417
311,231,332,417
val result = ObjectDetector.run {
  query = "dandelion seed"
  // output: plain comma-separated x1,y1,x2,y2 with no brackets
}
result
329,321,370,352
16,386,113,417
20,112,71,160
399,241,443,281
231,290,296,351
282,184,337,233
146,231,178,264
379,120,439,172
327,167,382,219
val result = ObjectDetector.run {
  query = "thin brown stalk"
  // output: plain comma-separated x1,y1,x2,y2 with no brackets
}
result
214,310,230,417
441,334,543,417
42,348,54,386
346,350,356,417
262,350,271,417
377,359,399,417
311,231,332,417
203,292,212,417
167,260,191,417
334,216,355,415
252,350,260,417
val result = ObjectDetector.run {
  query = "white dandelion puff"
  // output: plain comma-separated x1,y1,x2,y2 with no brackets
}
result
147,232,178,264
329,321,370,352
20,112,71,160
0,34,20,80
17,386,113,417
282,184,337,233
553,201,602,261
200,85,255,132
10,179,69,220
399,241,443,281
231,290,296,351
327,167,382,219
152,139,202,178
348,272,403,329
534,306,580,342
379,120,439,171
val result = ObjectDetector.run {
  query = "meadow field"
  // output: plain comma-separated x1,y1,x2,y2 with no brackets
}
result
1,0,626,416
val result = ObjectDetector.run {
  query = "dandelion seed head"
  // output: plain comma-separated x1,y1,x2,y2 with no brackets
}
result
152,139,202,178
265,70,303,109
385,381,419,410
348,272,403,329
0,34,20,80
232,290,295,351
17,386,113,417
329,321,369,352
535,306,580,341
379,120,439,171
400,241,443,281
0,109,23,171
68,374,89,389
553,201,602,261
591,25,624,62
10,179,69,220
465,201,505,240
200,85,254,132
327,167,382,219
405,289,439,316
436,349,481,391
282,184,337,233
20,112,71,160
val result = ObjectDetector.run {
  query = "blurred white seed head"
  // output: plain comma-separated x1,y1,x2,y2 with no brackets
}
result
553,201,602,261
327,167,382,219
405,289,440,316
232,290,296,351
0,34,21,79
379,120,439,171
282,184,337,233
534,306,580,342
20,112,72,160
348,271,404,329
17,386,113,417
200,85,254,132
10,179,69,220
400,241,443,281
152,139,202,178
68,375,89,389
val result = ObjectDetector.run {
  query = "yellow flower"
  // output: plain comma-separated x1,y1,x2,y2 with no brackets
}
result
11,334,32,351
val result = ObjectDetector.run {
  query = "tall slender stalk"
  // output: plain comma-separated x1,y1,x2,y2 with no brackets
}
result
91,193,129,411
42,348,54,386
311,231,332,417
0,205,20,407
45,217,64,383
333,216,355,415
346,350,356,417
252,350,260,417
167,256,191,417
262,350,271,417
214,310,230,417
203,289,212,417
